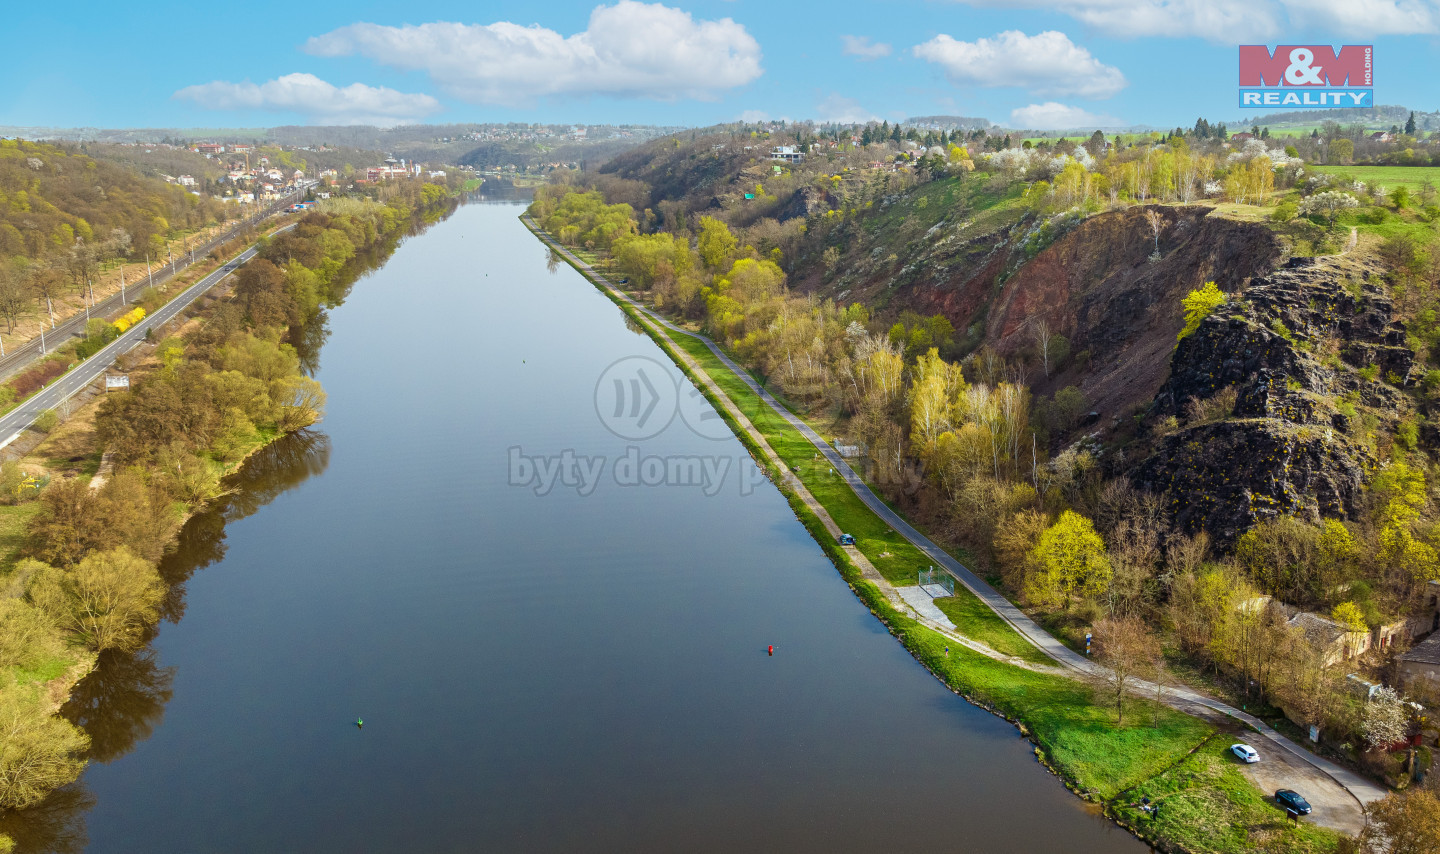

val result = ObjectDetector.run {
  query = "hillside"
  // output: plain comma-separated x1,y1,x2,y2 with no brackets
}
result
536,119,1440,780
0,138,233,263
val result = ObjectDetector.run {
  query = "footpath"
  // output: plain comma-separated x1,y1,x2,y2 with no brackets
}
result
523,218,1388,826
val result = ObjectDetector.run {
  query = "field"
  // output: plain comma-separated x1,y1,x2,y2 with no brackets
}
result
1310,164,1440,192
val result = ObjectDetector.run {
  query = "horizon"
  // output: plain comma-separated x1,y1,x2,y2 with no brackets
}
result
6,0,1440,133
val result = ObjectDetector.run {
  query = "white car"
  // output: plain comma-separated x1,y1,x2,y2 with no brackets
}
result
1231,743,1260,764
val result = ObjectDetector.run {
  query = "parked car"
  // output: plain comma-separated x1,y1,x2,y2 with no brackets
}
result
838,534,855,546
1275,789,1312,815
1230,744,1260,763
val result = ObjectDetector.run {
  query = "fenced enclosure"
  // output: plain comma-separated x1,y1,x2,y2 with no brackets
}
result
918,567,955,598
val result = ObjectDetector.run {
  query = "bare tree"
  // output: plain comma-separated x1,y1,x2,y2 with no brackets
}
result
1033,319,1054,378
1144,209,1164,261
0,262,28,334
1091,614,1160,724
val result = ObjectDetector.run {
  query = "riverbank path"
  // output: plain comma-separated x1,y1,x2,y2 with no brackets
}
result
524,218,1389,817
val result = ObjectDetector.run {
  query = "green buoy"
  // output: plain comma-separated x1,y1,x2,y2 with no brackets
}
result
356,718,364,729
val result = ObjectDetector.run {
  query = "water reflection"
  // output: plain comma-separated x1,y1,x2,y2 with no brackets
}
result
0,785,93,854
2,430,331,849
156,429,331,623
61,649,175,765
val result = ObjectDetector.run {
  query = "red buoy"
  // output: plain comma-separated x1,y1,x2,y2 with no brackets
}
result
768,645,773,656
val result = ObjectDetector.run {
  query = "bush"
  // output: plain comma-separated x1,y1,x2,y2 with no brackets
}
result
28,547,165,652
9,361,66,398
0,684,89,809
1270,202,1297,223
32,410,58,433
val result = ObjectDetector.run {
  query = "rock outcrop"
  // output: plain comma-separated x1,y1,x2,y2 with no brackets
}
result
1134,256,1414,544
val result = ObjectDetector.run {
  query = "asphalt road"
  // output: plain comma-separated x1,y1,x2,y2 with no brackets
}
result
0,221,297,451
528,218,1389,824
0,189,309,382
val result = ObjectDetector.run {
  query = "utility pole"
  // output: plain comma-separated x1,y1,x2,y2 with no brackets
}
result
39,325,45,355
146,252,153,288
120,265,126,304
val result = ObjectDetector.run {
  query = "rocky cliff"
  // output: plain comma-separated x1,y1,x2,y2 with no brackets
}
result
1133,256,1415,544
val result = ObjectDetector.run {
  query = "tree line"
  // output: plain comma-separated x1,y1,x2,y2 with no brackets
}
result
0,182,454,814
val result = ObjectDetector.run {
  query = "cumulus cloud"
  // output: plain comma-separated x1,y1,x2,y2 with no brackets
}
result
951,0,1439,40
948,0,1277,41
815,94,879,124
912,31,1126,98
841,35,892,60
1009,102,1122,130
1279,0,1439,34
173,73,441,126
305,1,762,106
739,109,771,123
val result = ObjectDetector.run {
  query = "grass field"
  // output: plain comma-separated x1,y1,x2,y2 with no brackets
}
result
1310,164,1440,192
0,502,39,573
1113,737,1340,853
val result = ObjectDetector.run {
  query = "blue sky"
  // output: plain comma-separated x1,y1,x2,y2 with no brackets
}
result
4,0,1438,131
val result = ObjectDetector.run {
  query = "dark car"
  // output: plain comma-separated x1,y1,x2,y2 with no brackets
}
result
1275,789,1312,815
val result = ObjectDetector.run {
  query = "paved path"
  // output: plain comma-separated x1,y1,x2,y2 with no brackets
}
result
525,219,1389,818
895,587,956,629
0,223,296,450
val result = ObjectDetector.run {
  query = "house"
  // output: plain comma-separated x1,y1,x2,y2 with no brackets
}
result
1398,632,1440,692
1370,131,1396,143
770,145,803,164
1287,611,1370,667
196,143,224,155
176,175,196,187
1231,132,1255,142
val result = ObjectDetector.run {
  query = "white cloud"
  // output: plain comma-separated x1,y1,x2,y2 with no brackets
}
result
739,109,770,122
173,73,441,126
1279,0,1439,34
841,35,892,60
912,31,1126,98
951,0,1439,40
305,1,762,106
1009,102,1122,129
815,94,879,124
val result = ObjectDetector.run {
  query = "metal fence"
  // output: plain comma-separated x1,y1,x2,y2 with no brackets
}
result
919,567,955,597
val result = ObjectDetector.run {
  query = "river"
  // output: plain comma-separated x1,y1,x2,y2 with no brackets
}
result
9,198,1148,852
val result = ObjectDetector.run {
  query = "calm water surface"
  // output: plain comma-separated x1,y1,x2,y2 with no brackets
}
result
23,200,1148,852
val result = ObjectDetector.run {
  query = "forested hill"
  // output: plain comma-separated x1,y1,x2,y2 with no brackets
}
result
0,138,230,262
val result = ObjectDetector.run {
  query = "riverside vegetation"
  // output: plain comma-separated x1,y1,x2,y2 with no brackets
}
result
0,177,460,837
528,117,1440,852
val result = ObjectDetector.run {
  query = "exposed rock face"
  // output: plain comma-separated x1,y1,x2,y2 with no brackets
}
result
967,206,1282,417
776,186,833,221
1134,256,1413,544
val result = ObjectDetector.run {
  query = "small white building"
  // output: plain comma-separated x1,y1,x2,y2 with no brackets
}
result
770,145,803,164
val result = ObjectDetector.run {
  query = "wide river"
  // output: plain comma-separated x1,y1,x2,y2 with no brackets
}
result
16,199,1149,852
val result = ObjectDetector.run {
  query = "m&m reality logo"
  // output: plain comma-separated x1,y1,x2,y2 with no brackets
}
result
1239,45,1373,109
